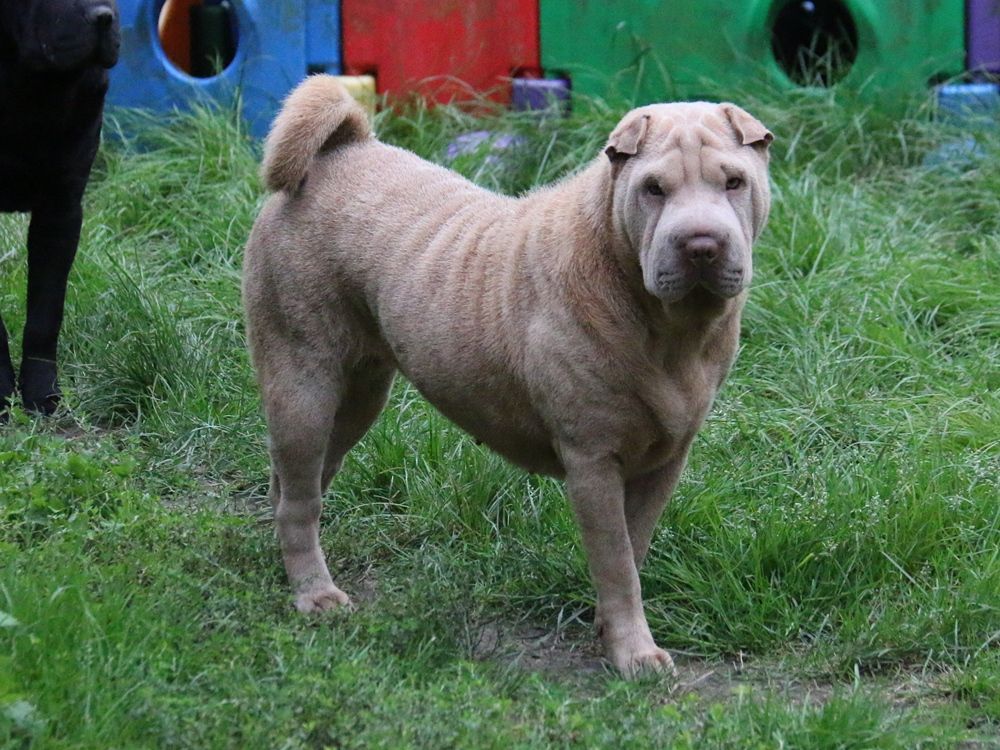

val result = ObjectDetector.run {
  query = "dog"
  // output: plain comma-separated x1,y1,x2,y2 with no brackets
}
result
243,75,773,676
0,0,120,414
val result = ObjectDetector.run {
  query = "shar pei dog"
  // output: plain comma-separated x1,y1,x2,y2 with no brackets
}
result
0,0,120,414
243,75,773,676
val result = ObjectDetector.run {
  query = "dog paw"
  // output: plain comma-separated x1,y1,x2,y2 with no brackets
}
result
0,388,11,422
21,392,61,416
19,358,60,415
614,645,676,678
294,584,353,614
603,631,676,678
0,364,14,416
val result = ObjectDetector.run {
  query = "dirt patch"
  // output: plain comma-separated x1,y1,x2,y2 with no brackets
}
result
471,618,607,677
461,615,984,726
465,614,754,703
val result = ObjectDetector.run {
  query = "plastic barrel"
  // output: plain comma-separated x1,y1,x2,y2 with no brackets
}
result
108,0,342,137
540,0,964,106
968,0,1000,74
342,0,539,104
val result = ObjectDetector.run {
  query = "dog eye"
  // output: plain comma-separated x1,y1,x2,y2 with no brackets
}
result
725,176,744,191
644,180,665,197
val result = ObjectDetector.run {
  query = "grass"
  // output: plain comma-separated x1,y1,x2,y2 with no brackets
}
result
1,77,998,747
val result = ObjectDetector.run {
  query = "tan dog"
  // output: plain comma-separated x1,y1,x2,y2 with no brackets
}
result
243,75,773,676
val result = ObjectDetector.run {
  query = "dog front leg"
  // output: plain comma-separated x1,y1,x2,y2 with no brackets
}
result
563,451,674,677
624,451,690,570
20,202,83,414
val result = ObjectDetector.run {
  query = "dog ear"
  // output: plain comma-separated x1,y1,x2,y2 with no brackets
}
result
605,114,650,176
721,104,773,150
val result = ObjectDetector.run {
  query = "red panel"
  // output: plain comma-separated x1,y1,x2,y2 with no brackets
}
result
342,0,540,104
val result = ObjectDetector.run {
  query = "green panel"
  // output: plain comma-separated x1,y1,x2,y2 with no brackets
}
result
540,0,965,105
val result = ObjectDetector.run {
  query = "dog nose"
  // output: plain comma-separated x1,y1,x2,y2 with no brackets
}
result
680,234,723,266
88,5,115,28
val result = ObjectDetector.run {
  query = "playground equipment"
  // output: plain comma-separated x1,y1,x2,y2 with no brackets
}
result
968,0,1000,75
107,0,341,136
341,0,539,104
512,76,571,112
932,1,1000,140
105,1,988,134
540,0,965,105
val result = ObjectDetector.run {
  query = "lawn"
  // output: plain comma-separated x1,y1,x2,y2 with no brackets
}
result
1,79,998,748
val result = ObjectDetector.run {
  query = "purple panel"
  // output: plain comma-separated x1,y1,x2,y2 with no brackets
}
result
512,78,571,113
969,0,1000,73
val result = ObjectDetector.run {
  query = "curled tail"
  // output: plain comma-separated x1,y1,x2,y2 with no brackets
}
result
261,75,372,193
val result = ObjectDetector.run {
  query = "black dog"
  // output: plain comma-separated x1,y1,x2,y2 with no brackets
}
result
0,0,119,414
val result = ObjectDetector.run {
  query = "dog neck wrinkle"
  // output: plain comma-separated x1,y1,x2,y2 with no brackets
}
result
659,295,741,363
543,160,660,356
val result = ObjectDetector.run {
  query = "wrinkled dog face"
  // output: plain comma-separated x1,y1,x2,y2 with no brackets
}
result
607,103,773,304
1,0,120,72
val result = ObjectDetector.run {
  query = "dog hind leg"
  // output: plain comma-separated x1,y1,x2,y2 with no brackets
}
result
265,372,351,613
264,356,395,614
320,362,396,492
20,202,83,414
0,311,14,415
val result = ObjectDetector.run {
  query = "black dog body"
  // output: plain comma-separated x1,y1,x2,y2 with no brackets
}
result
0,0,119,413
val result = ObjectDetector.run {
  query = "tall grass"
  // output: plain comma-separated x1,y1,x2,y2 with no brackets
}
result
1,85,998,746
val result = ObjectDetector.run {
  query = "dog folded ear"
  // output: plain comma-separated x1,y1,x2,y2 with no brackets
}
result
721,104,773,150
605,114,650,174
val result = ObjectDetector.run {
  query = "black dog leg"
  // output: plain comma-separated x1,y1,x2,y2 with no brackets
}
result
0,311,14,416
19,202,83,414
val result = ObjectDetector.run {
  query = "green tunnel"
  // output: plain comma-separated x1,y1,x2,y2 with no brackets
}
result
540,0,965,104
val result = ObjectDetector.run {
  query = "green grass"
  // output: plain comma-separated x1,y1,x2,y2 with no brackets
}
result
1,80,998,747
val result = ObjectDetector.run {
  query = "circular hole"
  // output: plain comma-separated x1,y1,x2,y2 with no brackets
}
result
158,0,238,78
771,0,859,87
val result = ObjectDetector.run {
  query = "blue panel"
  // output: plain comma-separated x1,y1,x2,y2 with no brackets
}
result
108,0,342,137
306,0,342,74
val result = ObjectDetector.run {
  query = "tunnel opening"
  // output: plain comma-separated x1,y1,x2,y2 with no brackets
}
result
158,0,238,78
771,0,859,87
